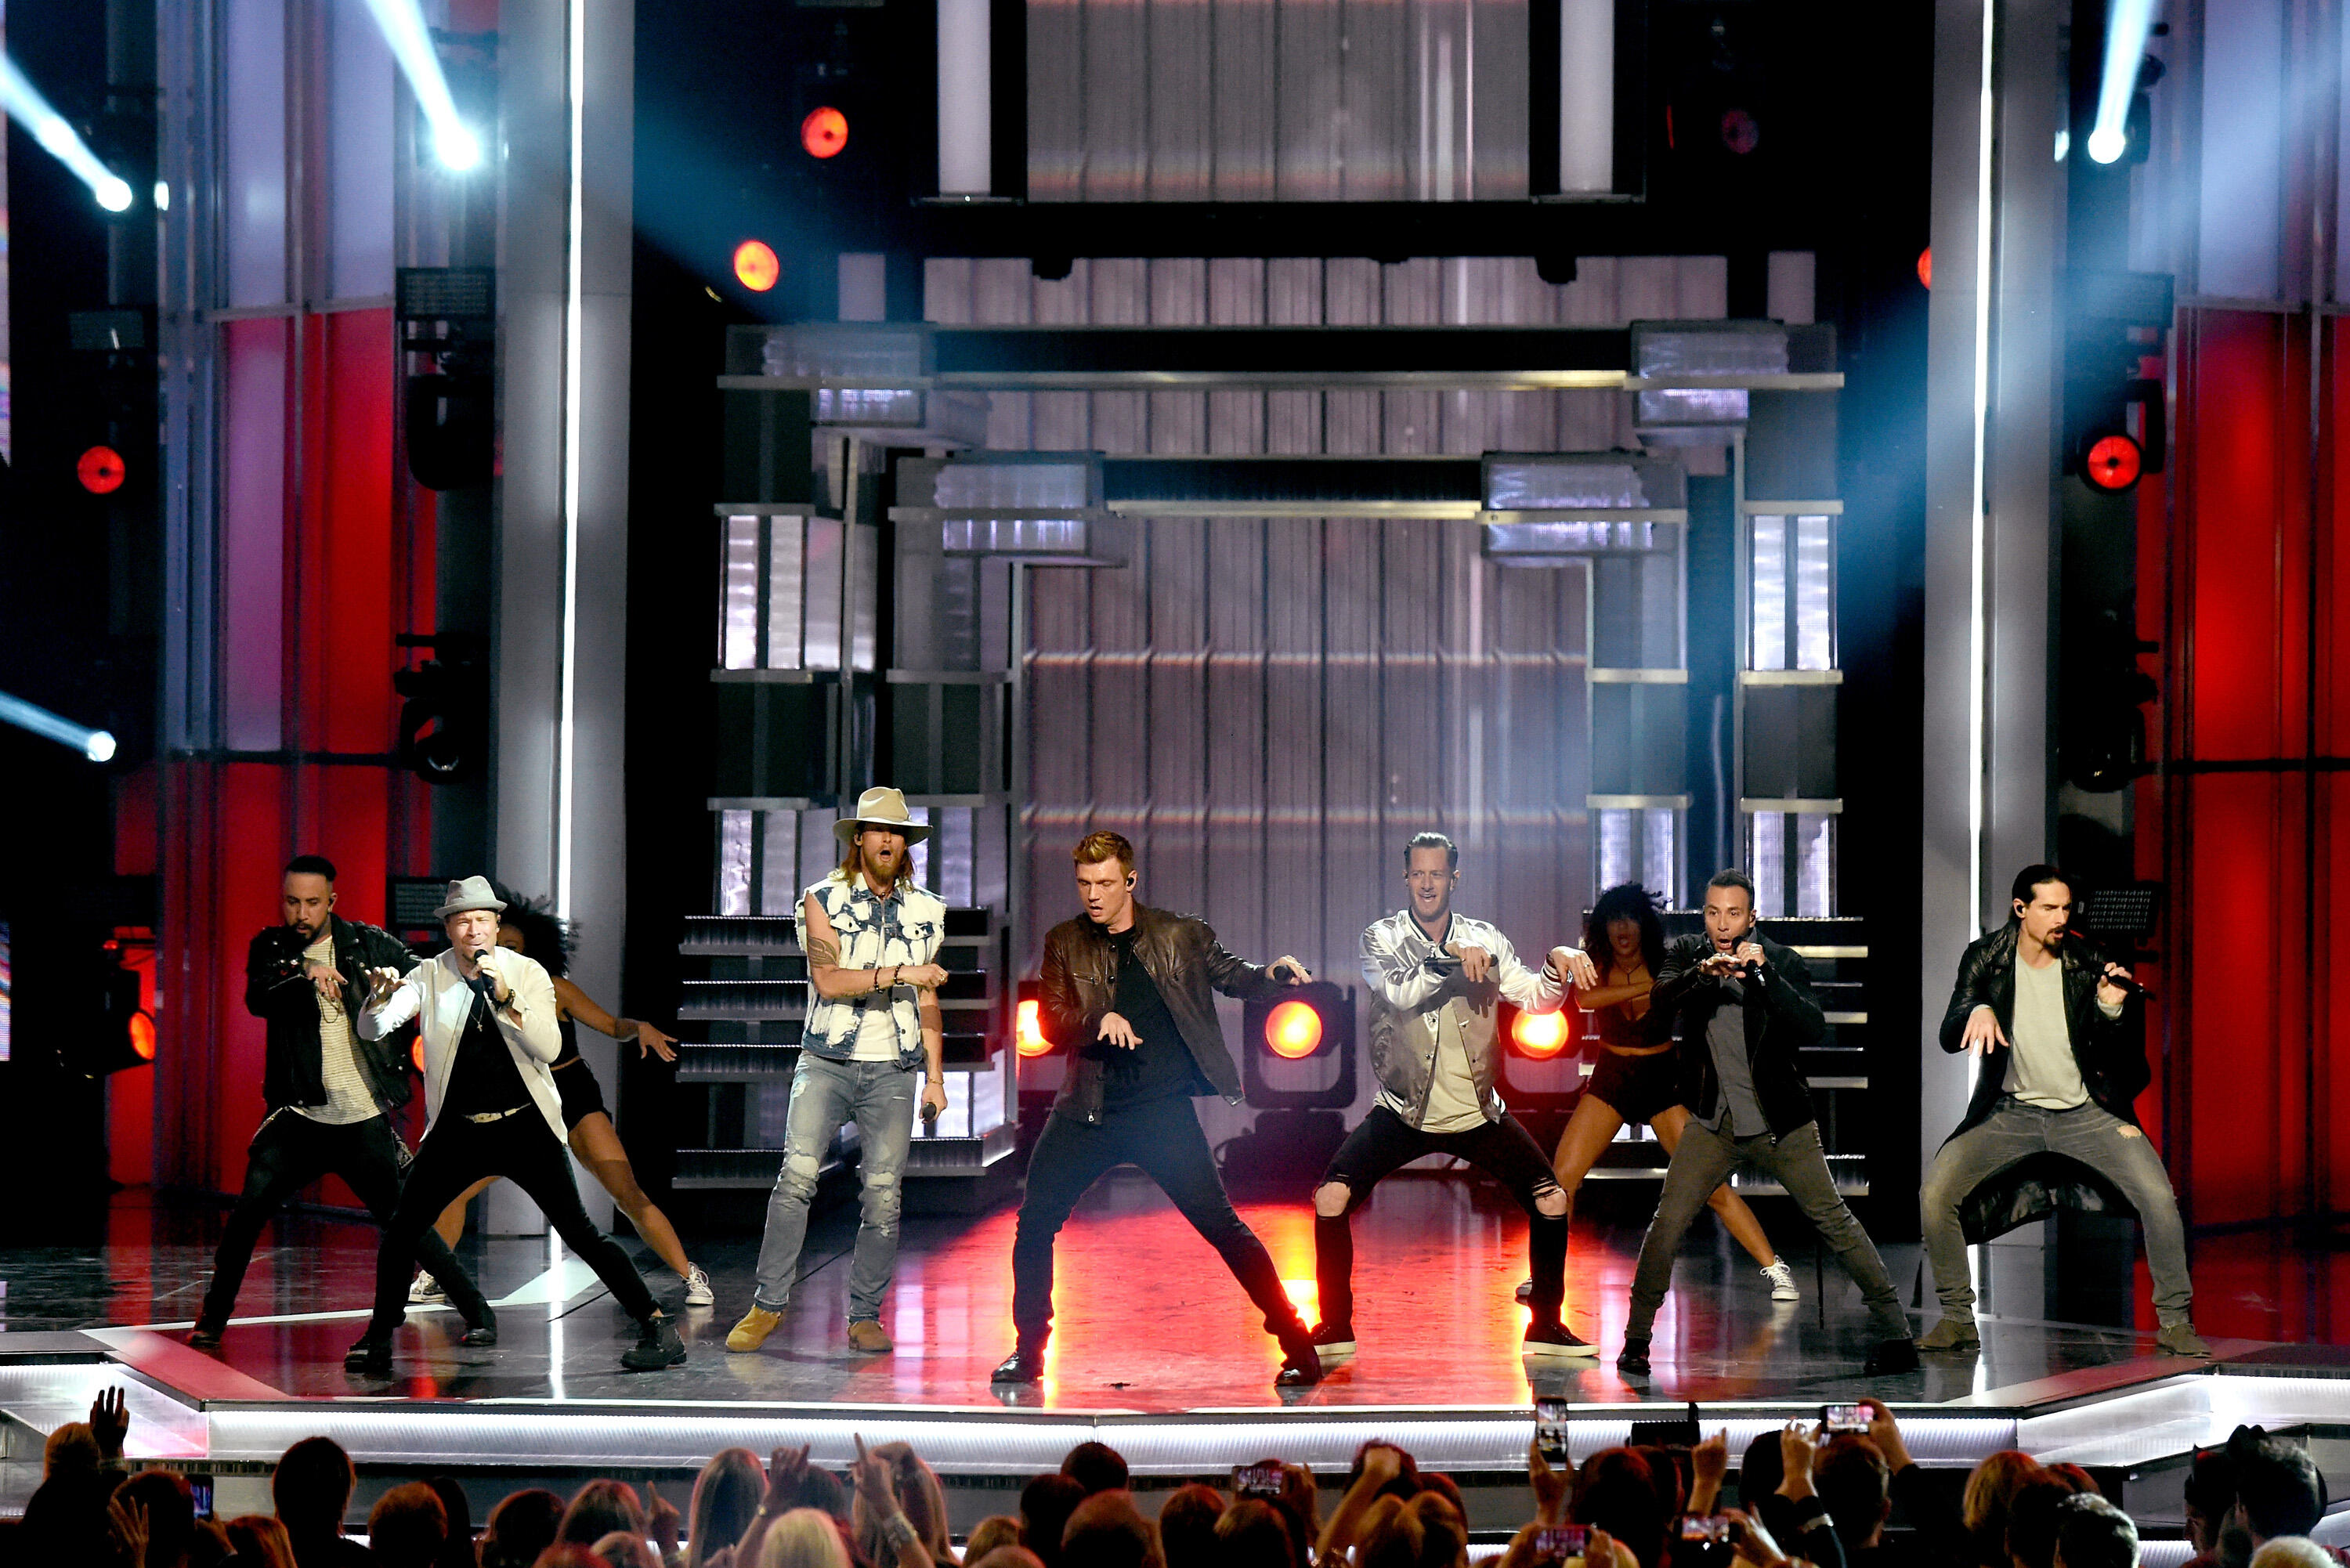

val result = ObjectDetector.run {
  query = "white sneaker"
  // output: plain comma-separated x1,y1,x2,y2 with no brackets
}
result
407,1272,447,1306
1762,1259,1800,1302
684,1264,715,1308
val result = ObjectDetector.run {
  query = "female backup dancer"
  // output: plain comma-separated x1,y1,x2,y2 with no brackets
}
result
409,891,714,1310
1519,883,1798,1303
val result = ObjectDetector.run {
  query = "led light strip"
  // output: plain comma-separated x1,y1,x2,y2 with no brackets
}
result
555,0,588,915
1965,0,1997,993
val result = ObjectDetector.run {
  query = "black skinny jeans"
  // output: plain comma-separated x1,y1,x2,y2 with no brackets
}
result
201,1111,487,1330
364,1109,658,1340
1011,1095,1307,1350
1314,1102,1570,1330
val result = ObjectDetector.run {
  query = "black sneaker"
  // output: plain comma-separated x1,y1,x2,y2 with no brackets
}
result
620,1314,687,1371
344,1339,392,1377
1863,1338,1919,1377
460,1323,498,1348
992,1346,1044,1384
1615,1341,1652,1378
1524,1321,1600,1357
187,1322,225,1351
1310,1322,1358,1356
1274,1346,1323,1388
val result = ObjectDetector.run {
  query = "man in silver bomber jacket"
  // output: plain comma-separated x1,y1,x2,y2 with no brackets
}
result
1307,832,1601,1360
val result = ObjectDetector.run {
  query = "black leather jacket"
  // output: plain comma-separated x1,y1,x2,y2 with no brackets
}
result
1039,904,1289,1123
1934,924,2151,1243
244,915,419,1114
1648,931,1825,1139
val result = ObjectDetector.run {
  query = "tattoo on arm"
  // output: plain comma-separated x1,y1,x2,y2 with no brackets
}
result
807,936,841,969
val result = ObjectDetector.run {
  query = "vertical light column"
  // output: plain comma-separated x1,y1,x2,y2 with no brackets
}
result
938,0,992,194
1559,0,1615,193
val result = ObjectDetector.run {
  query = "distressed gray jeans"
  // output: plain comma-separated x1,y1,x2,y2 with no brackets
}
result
1921,1096,2193,1325
750,1053,917,1321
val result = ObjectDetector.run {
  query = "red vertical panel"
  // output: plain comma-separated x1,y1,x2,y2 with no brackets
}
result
319,310,400,756
216,762,287,1189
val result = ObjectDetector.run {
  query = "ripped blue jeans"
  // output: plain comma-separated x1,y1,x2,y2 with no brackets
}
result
750,1054,917,1321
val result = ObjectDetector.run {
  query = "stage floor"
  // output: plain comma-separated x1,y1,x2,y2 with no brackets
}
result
0,1173,2207,1410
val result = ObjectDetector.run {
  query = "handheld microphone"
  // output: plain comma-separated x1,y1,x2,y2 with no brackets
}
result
465,943,500,998
1269,963,1297,984
2064,930,2153,998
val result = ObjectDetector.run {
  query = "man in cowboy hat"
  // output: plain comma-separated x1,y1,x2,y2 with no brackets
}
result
727,787,952,1357
345,876,686,1375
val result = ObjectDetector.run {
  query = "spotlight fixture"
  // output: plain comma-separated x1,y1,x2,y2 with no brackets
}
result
1239,981,1357,1110
801,106,848,159
1508,1008,1574,1060
356,0,485,176
77,445,127,495
1,55,138,213
1263,999,1325,1061
433,123,483,172
1015,996,1054,1058
733,240,781,293
2082,433,2143,491
2085,126,2127,165
0,688,118,762
2086,0,2158,170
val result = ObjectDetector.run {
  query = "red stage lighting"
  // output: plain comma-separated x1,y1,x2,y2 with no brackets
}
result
1016,997,1054,1057
2084,433,2143,491
1509,1008,1572,1060
1264,999,1324,1060
733,240,780,293
413,1039,427,1071
78,445,126,494
801,107,848,160
128,1012,157,1062
1916,247,1932,289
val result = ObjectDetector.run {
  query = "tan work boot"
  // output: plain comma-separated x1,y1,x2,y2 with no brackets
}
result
1918,1316,1981,1351
847,1319,894,1353
725,1306,782,1353
2157,1322,2213,1358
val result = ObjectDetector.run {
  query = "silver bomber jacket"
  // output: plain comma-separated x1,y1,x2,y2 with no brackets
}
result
1358,909,1567,1129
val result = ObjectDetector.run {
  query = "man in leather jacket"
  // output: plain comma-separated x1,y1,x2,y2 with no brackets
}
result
1918,863,2207,1357
1617,869,1916,1378
992,829,1326,1389
190,855,489,1349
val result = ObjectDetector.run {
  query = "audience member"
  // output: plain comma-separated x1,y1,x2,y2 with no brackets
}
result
2009,1477,2091,1568
1059,1490,1164,1568
536,1548,608,1568
1318,1443,1417,1563
689,1448,769,1568
563,1480,649,1548
754,1508,852,1568
591,1530,663,1568
2237,1436,2329,1550
1965,1451,2048,1567
367,1481,450,1568
2052,1494,2138,1568
480,1488,566,1568
1740,1430,1785,1512
2183,1446,2238,1568
1061,1443,1130,1498
274,1436,373,1568
1353,1492,1466,1568
422,1477,476,1568
222,1514,299,1568
1021,1474,1087,1568
1570,1447,1664,1568
855,1440,955,1565
965,1516,1027,1561
1212,1498,1300,1568
1816,1435,1892,1558
119,1468,201,1568
45,1419,104,1477
2251,1543,2344,1568
968,1552,1045,1568
1154,1485,1225,1568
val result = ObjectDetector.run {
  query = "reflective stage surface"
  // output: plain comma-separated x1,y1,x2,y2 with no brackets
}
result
5,1172,2348,1551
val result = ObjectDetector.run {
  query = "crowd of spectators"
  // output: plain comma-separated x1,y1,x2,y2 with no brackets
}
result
5,1389,2341,1568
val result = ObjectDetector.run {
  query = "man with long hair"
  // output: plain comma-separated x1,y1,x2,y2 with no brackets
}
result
1307,831,1599,1360
190,855,489,1349
1617,869,1915,1378
1528,882,1793,1305
728,788,950,1357
1918,863,2207,1357
992,829,1325,1387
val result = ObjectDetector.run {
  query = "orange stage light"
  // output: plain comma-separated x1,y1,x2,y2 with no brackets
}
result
2084,433,2143,490
1016,997,1053,1057
128,1012,157,1062
413,1039,427,1071
1916,247,1932,290
801,107,848,160
733,240,780,292
1264,999,1324,1060
1511,1009,1572,1060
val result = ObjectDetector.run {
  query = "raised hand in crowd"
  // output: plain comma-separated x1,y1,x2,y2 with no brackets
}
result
1688,1427,1731,1517
89,1386,129,1461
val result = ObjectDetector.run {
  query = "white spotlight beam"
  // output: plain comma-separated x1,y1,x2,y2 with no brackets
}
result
2087,0,2158,164
0,55,133,209
0,690,117,762
357,0,480,169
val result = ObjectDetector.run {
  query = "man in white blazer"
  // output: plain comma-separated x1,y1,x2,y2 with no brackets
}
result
344,876,685,1375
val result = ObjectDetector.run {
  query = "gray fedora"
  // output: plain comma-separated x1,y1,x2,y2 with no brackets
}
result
833,786,931,846
432,875,508,919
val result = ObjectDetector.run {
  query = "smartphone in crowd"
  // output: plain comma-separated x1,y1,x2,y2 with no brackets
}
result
1528,1523,1590,1564
1675,1514,1735,1568
1235,1461,1285,1498
1821,1402,1871,1433
1535,1396,1572,1464
1678,1516,1731,1543
190,1476,215,1519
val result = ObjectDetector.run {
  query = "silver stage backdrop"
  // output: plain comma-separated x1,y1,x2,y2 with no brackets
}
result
924,255,1734,1095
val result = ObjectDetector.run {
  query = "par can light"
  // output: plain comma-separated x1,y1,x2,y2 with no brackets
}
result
1509,1009,1573,1060
2084,433,2144,491
801,106,849,159
1016,997,1054,1058
78,446,126,495
733,240,780,292
1264,999,1325,1060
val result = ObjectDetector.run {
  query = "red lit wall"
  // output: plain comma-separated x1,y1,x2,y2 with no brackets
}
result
2152,309,2350,1231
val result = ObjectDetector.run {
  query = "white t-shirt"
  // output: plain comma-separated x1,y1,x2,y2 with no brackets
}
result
849,1004,901,1061
1416,1002,1489,1135
289,934,380,1125
2002,954,2089,1110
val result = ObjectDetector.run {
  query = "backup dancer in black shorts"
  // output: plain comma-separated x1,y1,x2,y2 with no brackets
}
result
1522,883,1795,1305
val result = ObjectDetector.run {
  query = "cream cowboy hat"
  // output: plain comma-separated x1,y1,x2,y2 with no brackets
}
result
833,786,931,846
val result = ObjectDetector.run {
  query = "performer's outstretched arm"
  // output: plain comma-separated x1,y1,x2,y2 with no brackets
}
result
1358,920,1449,1011
1488,933,1567,1013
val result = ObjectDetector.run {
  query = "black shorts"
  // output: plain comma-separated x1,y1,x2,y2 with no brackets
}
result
1585,1049,1681,1125
553,1057,608,1130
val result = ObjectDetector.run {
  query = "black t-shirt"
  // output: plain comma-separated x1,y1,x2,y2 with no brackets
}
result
443,988,533,1118
1090,924,1211,1109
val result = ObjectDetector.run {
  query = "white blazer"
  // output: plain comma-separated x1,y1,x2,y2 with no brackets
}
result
359,948,567,1143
